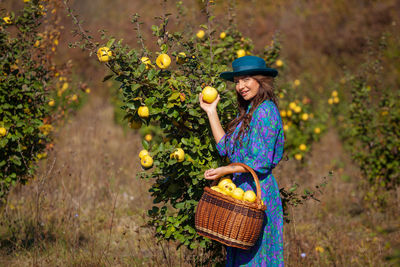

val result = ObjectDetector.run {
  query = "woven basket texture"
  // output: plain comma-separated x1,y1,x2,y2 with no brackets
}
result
195,163,266,250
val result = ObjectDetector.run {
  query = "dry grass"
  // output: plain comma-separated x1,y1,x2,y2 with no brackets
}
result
278,129,400,266
1,85,398,266
1,0,399,266
0,85,192,266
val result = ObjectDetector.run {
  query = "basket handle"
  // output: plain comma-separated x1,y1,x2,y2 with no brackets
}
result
213,162,263,206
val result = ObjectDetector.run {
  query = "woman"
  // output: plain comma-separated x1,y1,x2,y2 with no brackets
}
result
199,55,285,266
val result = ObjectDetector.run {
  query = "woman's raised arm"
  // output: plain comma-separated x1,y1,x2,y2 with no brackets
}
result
199,93,225,144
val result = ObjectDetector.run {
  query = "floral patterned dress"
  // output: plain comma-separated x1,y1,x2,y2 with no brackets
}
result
216,100,285,266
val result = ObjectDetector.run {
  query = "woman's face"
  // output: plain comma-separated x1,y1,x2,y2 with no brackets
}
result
234,76,260,101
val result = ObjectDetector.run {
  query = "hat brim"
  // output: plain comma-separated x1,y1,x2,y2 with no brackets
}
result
219,68,278,82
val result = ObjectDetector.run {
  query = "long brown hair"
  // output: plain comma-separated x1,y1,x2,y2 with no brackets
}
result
225,75,278,146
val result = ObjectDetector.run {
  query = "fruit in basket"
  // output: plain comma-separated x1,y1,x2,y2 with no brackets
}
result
218,178,233,189
221,182,236,196
211,186,226,195
243,190,256,203
231,188,244,200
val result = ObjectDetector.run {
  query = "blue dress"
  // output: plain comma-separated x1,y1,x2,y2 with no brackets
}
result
216,100,285,266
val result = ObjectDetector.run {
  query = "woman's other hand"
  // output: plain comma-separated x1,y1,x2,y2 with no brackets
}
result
204,166,227,180
199,93,220,115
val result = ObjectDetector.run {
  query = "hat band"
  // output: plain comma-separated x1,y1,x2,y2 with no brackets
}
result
234,64,266,72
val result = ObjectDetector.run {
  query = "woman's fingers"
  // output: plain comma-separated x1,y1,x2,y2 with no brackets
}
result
215,94,221,104
204,169,218,180
199,93,207,111
207,169,217,175
205,173,218,180
205,169,215,176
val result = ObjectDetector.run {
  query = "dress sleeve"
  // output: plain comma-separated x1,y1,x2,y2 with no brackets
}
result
216,133,228,157
243,102,284,174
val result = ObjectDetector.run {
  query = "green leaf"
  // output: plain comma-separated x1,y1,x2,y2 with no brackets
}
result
142,140,149,150
11,156,21,166
214,48,224,55
148,69,157,80
168,92,180,101
106,38,116,48
165,225,176,238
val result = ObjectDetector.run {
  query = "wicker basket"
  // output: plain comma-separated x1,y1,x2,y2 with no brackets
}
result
195,163,266,250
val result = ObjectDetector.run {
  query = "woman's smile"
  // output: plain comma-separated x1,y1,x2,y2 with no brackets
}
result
234,76,260,101
240,89,249,96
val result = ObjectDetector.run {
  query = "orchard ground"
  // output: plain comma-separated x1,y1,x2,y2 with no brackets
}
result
1,0,399,266
1,84,398,266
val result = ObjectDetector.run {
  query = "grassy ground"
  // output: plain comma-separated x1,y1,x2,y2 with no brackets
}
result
1,84,399,266
277,130,400,266
0,86,190,266
1,0,399,266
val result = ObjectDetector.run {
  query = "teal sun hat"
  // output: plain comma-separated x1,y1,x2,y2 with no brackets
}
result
219,55,278,82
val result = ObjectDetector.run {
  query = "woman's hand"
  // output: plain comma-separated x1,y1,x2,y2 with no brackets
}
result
204,165,248,180
199,93,220,115
199,92,225,144
204,166,228,180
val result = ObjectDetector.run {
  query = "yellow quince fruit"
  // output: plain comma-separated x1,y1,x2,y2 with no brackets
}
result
202,86,218,104
97,47,112,62
243,190,256,203
176,52,186,64
294,106,302,113
156,54,171,69
3,17,12,24
196,30,205,39
276,59,283,67
141,56,151,64
294,154,302,161
283,125,289,131
221,182,236,196
236,49,246,58
144,134,152,142
141,56,153,69
141,155,153,169
0,127,7,137
139,149,149,159
170,148,185,162
301,113,309,121
218,178,233,189
211,186,226,195
333,97,339,104
138,106,149,118
231,188,244,200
